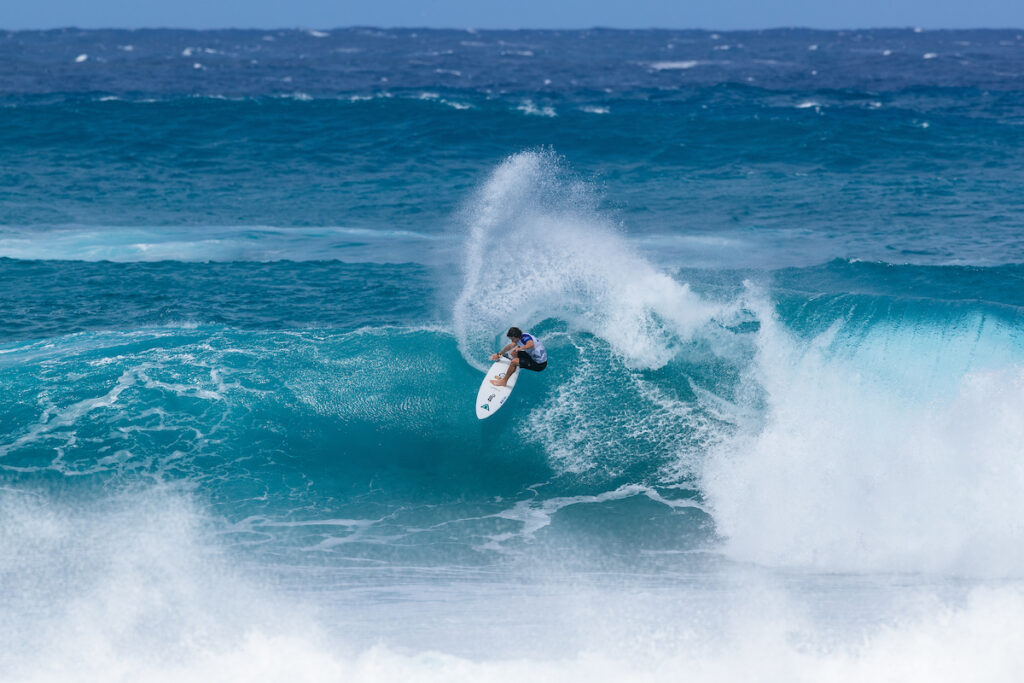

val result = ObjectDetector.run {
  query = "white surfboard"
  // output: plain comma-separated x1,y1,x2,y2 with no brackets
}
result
475,355,520,419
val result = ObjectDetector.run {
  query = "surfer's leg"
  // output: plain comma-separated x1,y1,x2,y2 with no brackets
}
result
516,352,543,372
491,358,518,386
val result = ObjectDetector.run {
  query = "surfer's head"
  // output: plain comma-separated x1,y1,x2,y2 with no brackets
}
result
506,327,523,341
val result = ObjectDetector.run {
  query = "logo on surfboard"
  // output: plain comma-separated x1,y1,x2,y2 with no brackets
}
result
480,404,490,411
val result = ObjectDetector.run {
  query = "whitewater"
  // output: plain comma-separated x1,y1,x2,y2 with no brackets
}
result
3,27,1024,682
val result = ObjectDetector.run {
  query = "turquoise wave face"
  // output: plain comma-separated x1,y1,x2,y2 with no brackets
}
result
0,323,712,564
4,254,1024,574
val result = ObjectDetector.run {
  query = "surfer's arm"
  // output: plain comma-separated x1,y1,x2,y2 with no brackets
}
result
491,342,517,360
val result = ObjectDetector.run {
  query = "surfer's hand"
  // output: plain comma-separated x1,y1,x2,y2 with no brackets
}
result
490,353,499,361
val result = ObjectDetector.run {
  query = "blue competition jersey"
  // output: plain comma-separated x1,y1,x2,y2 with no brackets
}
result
518,333,547,364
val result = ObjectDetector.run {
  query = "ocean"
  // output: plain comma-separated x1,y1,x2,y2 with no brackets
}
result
2,27,1024,681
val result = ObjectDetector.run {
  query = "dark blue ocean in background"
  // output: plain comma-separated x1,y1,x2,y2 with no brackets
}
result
3,28,1024,681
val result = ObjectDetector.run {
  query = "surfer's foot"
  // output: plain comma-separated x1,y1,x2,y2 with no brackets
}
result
490,379,506,387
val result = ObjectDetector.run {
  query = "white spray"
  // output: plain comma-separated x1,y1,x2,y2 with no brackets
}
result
453,150,719,371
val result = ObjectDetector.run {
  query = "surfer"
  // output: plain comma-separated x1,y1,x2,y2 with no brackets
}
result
490,327,547,386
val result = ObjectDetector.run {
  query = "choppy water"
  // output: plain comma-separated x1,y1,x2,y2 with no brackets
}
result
2,28,1024,681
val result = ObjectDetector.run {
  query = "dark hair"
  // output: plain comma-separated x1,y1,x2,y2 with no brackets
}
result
507,326,523,339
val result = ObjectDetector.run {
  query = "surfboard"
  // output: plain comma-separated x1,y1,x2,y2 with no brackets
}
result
475,355,520,419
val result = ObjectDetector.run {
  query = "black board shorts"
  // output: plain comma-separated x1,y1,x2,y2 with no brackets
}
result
516,350,547,372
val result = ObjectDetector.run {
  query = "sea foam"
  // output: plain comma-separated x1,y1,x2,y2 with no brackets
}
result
704,292,1024,576
3,486,1023,682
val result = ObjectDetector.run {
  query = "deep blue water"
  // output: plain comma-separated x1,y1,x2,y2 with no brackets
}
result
2,28,1024,680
